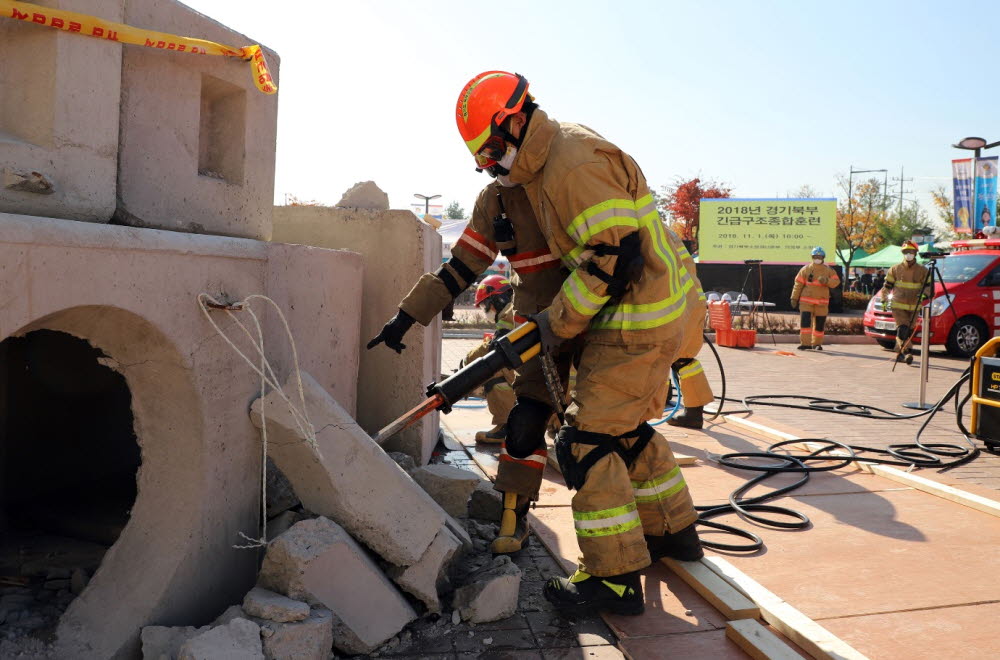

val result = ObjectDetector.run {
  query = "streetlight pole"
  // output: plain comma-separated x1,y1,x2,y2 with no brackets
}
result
952,136,1000,158
413,193,441,216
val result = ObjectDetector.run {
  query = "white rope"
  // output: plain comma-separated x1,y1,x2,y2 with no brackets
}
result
197,293,319,549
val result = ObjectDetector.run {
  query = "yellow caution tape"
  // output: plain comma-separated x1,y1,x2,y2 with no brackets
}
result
0,0,276,94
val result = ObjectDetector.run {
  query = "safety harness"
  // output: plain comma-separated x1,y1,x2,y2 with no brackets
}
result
555,422,655,490
493,191,518,258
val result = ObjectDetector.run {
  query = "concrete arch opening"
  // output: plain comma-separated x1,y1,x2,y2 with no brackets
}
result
1,329,140,640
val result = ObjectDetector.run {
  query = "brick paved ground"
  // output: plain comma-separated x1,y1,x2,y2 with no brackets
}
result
440,338,1000,491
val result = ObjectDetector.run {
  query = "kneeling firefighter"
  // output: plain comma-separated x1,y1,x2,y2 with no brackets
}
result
455,71,703,616
461,276,517,444
368,178,570,555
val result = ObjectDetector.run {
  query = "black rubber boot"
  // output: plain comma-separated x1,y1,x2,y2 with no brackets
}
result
543,569,644,616
491,493,531,554
904,353,913,365
645,522,705,562
814,345,823,351
667,406,704,429
796,344,813,351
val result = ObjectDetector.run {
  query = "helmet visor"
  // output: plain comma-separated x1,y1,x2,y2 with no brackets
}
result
474,135,506,168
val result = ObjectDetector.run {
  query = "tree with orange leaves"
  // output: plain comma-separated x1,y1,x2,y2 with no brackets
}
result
835,177,888,278
660,177,732,246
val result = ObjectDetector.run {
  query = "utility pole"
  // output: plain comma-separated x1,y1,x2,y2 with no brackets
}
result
892,167,914,216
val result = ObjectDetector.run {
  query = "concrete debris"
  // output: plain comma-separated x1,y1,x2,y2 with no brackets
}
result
3,168,55,195
209,604,334,660
243,587,309,623
141,624,211,660
251,372,447,566
336,181,389,211
257,517,416,655
452,555,522,624
411,464,481,518
387,451,416,473
469,481,503,522
266,457,300,518
445,514,474,553
267,510,304,540
386,526,463,613
177,617,263,660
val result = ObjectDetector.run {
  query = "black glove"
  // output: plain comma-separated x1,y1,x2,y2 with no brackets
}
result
487,327,510,352
367,309,416,354
530,309,565,354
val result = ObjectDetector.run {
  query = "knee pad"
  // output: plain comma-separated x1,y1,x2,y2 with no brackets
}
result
897,325,911,342
505,397,552,459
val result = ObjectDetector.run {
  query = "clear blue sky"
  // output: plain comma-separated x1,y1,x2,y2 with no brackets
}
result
186,0,999,220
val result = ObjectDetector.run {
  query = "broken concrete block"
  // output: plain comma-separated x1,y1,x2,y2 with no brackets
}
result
266,458,299,518
336,181,389,211
257,518,416,655
386,526,463,613
250,372,447,566
411,464,481,518
178,618,263,660
141,625,210,660
387,451,416,473
258,608,334,660
452,556,522,624
469,481,503,521
267,510,302,540
2,169,55,195
243,588,309,623
212,605,248,627
445,515,474,553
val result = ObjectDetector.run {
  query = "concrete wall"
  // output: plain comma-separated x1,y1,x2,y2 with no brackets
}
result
0,0,123,222
116,0,279,240
272,206,442,465
0,213,362,658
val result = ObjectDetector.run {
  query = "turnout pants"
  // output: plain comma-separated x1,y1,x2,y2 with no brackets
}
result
564,340,699,577
483,374,516,425
799,303,829,347
892,308,915,351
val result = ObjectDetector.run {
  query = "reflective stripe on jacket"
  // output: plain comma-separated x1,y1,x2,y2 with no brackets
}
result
880,261,929,312
399,183,566,325
790,263,840,306
508,109,693,345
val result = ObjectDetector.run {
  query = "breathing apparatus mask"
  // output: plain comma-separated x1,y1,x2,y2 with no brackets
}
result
812,258,823,265
904,252,916,262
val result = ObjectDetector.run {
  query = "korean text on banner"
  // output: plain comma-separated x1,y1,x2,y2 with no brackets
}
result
697,198,837,264
0,0,276,94
974,157,998,233
952,158,975,234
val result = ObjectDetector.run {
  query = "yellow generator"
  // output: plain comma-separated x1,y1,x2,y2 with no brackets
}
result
972,337,1000,450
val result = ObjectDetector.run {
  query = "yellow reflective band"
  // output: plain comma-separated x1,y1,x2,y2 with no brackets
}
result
562,269,609,317
566,199,640,245
573,501,642,538
678,361,704,379
631,467,686,504
892,301,917,311
0,0,276,94
591,277,692,331
569,569,591,584
465,124,493,157
895,281,923,289
602,580,628,597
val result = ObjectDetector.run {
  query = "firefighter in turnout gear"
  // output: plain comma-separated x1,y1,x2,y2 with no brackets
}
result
455,70,703,617
790,247,840,350
880,241,930,363
462,276,516,444
368,180,569,555
664,228,714,429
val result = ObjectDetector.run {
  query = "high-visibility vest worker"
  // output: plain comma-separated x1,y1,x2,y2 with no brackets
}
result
790,246,840,350
456,70,703,618
880,240,930,358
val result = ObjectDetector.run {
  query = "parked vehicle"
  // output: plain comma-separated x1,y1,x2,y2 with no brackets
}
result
863,239,1000,358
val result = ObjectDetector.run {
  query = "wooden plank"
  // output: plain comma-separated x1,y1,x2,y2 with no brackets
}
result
703,557,870,660
866,464,1000,519
723,414,800,442
726,619,806,660
661,557,759,620
673,452,697,466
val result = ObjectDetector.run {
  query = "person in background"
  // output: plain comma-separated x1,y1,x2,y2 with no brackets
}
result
790,247,840,350
880,241,930,364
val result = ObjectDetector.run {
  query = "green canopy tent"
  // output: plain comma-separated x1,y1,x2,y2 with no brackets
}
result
849,243,935,269
835,247,868,267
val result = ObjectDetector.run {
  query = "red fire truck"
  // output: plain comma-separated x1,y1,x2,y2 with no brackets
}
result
863,239,1000,357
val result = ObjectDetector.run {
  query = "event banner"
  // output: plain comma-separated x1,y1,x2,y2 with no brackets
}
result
952,158,974,234
698,198,837,264
974,156,998,233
